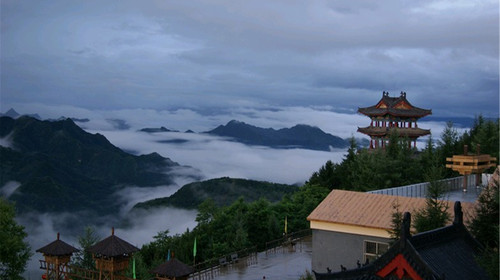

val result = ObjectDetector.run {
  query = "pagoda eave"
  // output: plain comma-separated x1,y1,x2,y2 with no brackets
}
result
357,127,431,138
357,109,431,119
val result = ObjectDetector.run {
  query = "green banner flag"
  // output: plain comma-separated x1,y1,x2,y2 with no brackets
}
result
132,256,136,279
193,237,197,257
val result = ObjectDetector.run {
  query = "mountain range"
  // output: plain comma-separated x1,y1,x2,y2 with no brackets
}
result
205,120,348,151
138,120,351,151
0,108,41,120
0,116,187,214
0,116,304,216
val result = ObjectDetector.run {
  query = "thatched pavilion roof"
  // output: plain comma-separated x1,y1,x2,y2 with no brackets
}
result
150,259,195,278
36,233,79,256
87,228,139,257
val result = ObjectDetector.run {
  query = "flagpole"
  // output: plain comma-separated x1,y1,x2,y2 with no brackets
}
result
285,216,288,235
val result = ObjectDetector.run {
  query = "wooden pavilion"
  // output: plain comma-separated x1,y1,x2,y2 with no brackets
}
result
36,233,79,280
150,258,195,280
87,227,139,280
446,144,497,191
358,91,431,149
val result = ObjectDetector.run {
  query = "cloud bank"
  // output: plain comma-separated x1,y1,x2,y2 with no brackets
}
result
1,0,498,118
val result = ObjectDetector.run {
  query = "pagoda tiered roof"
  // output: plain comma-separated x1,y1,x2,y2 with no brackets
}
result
36,233,79,256
358,91,431,118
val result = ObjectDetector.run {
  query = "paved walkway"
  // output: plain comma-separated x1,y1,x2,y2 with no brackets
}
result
213,237,312,280
446,185,483,203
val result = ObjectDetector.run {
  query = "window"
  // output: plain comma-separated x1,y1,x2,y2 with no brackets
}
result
363,240,389,263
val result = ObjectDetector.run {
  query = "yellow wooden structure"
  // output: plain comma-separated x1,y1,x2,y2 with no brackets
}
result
446,145,497,191
36,233,78,280
88,227,139,280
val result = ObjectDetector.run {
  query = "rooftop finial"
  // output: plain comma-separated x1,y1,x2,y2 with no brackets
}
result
400,212,411,249
112,227,114,236
57,232,60,240
453,201,463,225
383,91,389,97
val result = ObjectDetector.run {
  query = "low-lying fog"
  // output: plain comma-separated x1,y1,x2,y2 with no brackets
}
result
2,105,463,279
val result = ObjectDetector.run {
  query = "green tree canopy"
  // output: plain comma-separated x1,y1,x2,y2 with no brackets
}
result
0,198,31,280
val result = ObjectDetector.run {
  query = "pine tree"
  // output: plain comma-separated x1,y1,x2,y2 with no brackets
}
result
73,226,100,270
388,200,403,242
469,173,499,279
413,165,450,233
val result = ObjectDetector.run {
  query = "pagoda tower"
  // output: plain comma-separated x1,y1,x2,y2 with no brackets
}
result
358,91,431,149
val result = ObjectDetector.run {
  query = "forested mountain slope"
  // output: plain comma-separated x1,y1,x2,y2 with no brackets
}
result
0,116,184,214
134,177,298,210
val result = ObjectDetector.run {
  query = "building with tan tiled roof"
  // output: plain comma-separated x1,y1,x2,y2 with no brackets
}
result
307,189,476,273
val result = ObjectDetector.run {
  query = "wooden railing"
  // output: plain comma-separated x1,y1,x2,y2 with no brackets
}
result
39,260,137,280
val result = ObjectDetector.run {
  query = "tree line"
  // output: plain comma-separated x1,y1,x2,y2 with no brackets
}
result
309,116,498,191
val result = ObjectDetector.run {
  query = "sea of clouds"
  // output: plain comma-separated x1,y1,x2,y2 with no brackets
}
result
0,104,467,278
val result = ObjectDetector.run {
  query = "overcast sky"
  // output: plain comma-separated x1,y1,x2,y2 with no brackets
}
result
1,0,499,119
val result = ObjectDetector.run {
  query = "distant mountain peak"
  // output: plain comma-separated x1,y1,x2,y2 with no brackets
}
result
139,126,175,133
4,108,20,118
228,119,244,125
1,108,41,120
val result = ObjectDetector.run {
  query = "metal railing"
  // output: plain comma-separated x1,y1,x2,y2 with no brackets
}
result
189,229,312,280
190,246,257,280
264,229,311,254
367,175,478,198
